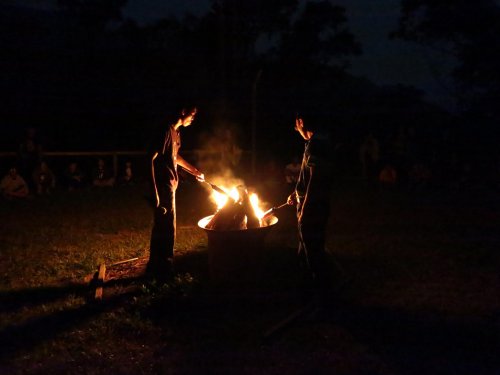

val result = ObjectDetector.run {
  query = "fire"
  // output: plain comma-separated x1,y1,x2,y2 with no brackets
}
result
210,185,266,219
249,193,265,218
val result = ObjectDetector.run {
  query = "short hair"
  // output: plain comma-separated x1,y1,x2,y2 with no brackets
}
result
169,90,198,118
165,102,197,122
180,106,197,117
295,104,329,132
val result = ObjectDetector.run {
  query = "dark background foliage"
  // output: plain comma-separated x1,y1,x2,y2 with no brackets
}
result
1,0,498,168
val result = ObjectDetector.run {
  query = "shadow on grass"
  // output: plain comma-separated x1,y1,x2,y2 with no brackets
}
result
3,240,498,374
134,269,500,375
0,283,90,314
174,246,209,279
0,249,210,362
0,279,145,361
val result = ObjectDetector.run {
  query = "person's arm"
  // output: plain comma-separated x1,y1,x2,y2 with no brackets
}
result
177,154,204,181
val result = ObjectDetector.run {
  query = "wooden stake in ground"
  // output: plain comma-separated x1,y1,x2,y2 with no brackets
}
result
94,263,106,301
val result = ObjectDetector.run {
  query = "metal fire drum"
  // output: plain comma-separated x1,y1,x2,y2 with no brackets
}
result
197,215,278,286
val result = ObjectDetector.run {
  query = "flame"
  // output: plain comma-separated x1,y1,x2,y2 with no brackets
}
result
249,193,265,218
211,186,238,210
210,185,267,219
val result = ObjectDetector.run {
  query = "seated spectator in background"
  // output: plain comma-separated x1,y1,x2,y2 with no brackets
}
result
458,161,474,191
17,126,43,192
32,160,56,195
284,156,301,187
408,162,432,191
64,161,85,191
378,164,397,189
119,160,134,186
92,158,115,187
495,156,500,189
359,131,380,188
1,166,29,200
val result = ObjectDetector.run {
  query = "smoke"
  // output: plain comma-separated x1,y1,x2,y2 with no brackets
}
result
196,122,243,181
195,123,271,211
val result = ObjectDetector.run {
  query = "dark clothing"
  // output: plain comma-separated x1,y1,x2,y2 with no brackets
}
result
295,131,334,293
296,132,332,205
64,166,85,190
18,137,42,191
148,125,181,274
149,187,176,261
32,166,55,193
92,166,113,183
151,126,181,190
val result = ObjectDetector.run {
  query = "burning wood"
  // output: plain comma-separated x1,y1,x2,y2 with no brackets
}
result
205,185,262,231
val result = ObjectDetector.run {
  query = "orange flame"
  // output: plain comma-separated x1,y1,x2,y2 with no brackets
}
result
210,185,267,219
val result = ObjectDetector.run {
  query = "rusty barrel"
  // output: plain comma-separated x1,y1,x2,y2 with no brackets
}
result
197,215,278,286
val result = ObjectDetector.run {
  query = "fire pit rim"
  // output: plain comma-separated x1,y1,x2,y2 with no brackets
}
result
197,214,278,232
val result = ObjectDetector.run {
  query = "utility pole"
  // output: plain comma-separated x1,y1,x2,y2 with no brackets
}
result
251,68,263,176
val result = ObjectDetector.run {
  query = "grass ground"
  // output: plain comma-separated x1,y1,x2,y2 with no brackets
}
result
1,180,499,374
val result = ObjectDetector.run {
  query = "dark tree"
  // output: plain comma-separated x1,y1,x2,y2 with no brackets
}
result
279,0,361,68
189,0,300,116
392,0,500,171
255,1,362,144
392,0,500,121
57,0,127,33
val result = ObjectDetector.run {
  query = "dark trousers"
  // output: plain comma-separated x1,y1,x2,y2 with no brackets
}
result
148,188,176,272
297,202,334,294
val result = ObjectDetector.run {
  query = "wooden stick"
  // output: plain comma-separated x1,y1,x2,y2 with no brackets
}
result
201,180,229,196
109,257,139,267
261,202,289,219
262,300,317,341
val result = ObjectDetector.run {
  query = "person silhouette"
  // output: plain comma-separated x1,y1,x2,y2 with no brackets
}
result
287,109,344,306
146,105,205,280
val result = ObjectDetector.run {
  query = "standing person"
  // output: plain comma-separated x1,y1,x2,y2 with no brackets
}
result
287,110,341,305
147,105,204,280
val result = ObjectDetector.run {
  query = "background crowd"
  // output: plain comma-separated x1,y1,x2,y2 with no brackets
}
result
1,127,138,200
3,123,499,202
